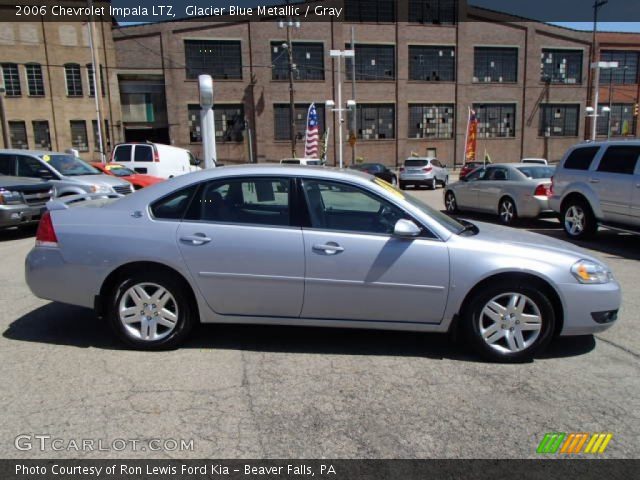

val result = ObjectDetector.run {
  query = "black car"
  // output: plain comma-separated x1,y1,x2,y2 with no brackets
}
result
349,163,398,185
0,176,53,229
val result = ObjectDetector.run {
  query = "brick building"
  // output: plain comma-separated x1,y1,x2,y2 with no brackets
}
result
0,1,122,159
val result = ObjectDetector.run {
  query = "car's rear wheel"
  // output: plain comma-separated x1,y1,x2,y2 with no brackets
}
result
444,191,458,213
498,197,518,225
399,181,407,190
561,199,597,240
442,176,449,187
463,282,555,362
390,176,398,186
428,178,437,190
107,271,195,350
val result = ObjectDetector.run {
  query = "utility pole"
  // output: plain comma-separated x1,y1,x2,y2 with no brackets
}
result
590,0,608,141
87,0,105,163
280,19,300,158
0,87,9,148
350,27,357,165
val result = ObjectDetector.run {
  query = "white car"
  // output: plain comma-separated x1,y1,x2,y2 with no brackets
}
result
522,158,548,165
111,143,202,179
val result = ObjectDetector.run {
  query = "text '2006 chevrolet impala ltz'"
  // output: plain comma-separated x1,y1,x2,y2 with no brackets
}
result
25,165,621,362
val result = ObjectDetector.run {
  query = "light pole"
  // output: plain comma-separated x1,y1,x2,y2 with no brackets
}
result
279,20,300,158
327,49,355,169
590,0,608,140
587,61,618,140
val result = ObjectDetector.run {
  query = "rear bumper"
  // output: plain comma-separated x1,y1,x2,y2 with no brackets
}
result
518,195,552,218
0,204,45,228
399,173,435,182
559,281,622,336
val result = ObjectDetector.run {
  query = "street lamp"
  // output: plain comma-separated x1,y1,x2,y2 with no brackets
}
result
279,20,300,158
328,49,355,169
602,105,612,140
588,61,618,140
589,0,609,141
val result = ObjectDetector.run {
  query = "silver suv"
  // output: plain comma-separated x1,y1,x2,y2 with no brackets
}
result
399,157,448,190
549,141,640,239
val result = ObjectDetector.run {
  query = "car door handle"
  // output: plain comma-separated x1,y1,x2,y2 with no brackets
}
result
312,243,344,254
589,178,600,184
180,234,212,246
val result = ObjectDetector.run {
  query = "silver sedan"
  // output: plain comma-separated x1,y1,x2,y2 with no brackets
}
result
25,165,620,362
444,163,555,225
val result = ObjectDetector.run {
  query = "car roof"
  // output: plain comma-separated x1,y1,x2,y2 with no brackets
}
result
0,149,65,156
404,157,435,161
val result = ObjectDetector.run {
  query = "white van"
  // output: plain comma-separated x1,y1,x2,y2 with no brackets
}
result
111,143,203,179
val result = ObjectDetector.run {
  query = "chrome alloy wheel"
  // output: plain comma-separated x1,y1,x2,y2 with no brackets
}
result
564,205,585,236
118,283,178,341
445,192,456,212
499,199,515,224
478,293,542,354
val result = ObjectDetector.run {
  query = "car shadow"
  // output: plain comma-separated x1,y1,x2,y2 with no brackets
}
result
0,225,37,241
447,210,640,261
4,302,596,361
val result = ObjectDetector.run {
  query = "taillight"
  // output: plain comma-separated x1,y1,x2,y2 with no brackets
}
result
399,167,405,172
534,184,550,197
153,148,160,162
422,167,433,173
35,211,58,247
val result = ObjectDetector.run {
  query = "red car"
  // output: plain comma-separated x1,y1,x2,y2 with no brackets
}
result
459,161,487,180
90,162,164,190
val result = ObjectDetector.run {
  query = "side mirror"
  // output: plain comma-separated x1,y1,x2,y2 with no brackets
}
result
393,219,421,238
194,158,202,166
38,169,55,180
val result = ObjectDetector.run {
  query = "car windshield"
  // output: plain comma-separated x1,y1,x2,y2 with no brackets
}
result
281,160,300,164
306,160,321,166
404,159,429,167
106,165,136,177
370,178,467,235
42,154,101,176
517,166,555,179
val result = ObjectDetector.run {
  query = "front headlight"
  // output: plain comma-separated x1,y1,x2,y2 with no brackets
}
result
89,184,112,194
0,189,24,205
571,259,613,284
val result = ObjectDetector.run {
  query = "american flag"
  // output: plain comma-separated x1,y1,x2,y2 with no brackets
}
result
304,103,320,158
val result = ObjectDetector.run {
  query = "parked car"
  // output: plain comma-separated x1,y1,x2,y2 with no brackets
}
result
0,176,53,229
549,141,640,239
280,158,323,166
111,143,202,179
0,150,133,196
459,161,486,180
90,162,164,190
522,158,549,165
444,163,555,225
349,163,397,185
26,165,620,362
399,157,448,190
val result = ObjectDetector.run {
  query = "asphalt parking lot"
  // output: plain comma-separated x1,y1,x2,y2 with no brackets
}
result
1,185,638,459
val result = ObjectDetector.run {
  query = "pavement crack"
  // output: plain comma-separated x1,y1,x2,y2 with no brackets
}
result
240,349,266,457
595,335,640,360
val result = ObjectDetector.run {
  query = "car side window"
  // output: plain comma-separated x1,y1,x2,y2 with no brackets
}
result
564,147,599,170
487,168,508,181
302,179,408,235
431,160,441,168
134,145,153,162
185,177,291,227
16,155,47,178
150,185,198,220
0,154,16,175
465,168,486,181
597,146,640,175
113,145,132,162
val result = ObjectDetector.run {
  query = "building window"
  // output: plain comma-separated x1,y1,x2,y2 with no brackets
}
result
271,42,324,81
344,0,395,22
8,121,28,149
346,44,395,81
188,104,245,143
274,103,325,141
408,104,454,139
87,63,106,97
541,49,583,84
32,120,51,150
539,104,580,137
2,63,21,96
356,104,395,140
473,47,518,83
474,103,516,138
409,46,455,81
597,104,637,137
25,63,44,96
70,120,89,151
408,0,457,24
599,50,639,84
184,40,242,80
64,63,83,96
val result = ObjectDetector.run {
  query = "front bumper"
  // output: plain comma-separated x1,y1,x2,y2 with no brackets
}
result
0,204,45,228
559,280,622,336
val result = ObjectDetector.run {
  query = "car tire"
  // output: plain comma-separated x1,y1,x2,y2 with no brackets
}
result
390,176,398,186
561,199,597,240
107,271,195,350
463,281,555,363
444,191,458,213
442,176,449,187
399,181,407,190
498,197,518,225
428,178,437,190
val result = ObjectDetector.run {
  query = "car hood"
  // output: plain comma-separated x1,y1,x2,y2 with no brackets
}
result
466,220,597,262
0,176,49,188
67,174,131,187
128,174,163,184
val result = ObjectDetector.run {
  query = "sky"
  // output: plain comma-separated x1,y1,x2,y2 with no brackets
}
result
553,22,640,32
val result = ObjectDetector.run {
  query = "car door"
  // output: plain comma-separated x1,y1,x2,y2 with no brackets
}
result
299,178,449,324
132,144,154,175
112,145,133,169
175,176,305,317
477,167,509,213
591,145,639,224
631,160,640,227
455,167,486,209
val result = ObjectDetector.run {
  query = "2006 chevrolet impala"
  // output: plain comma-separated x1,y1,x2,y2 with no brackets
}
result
25,165,621,362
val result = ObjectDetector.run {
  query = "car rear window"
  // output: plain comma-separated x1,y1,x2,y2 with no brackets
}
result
563,147,599,170
597,146,640,175
516,166,555,179
281,160,300,164
404,159,429,167
113,145,131,162
134,145,154,162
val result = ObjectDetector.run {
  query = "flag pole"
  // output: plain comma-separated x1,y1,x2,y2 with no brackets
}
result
304,103,313,156
463,106,470,166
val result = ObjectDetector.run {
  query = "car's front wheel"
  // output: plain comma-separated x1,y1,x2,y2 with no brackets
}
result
389,176,398,186
444,191,458,213
561,199,597,240
498,197,518,225
463,282,555,362
107,271,195,350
